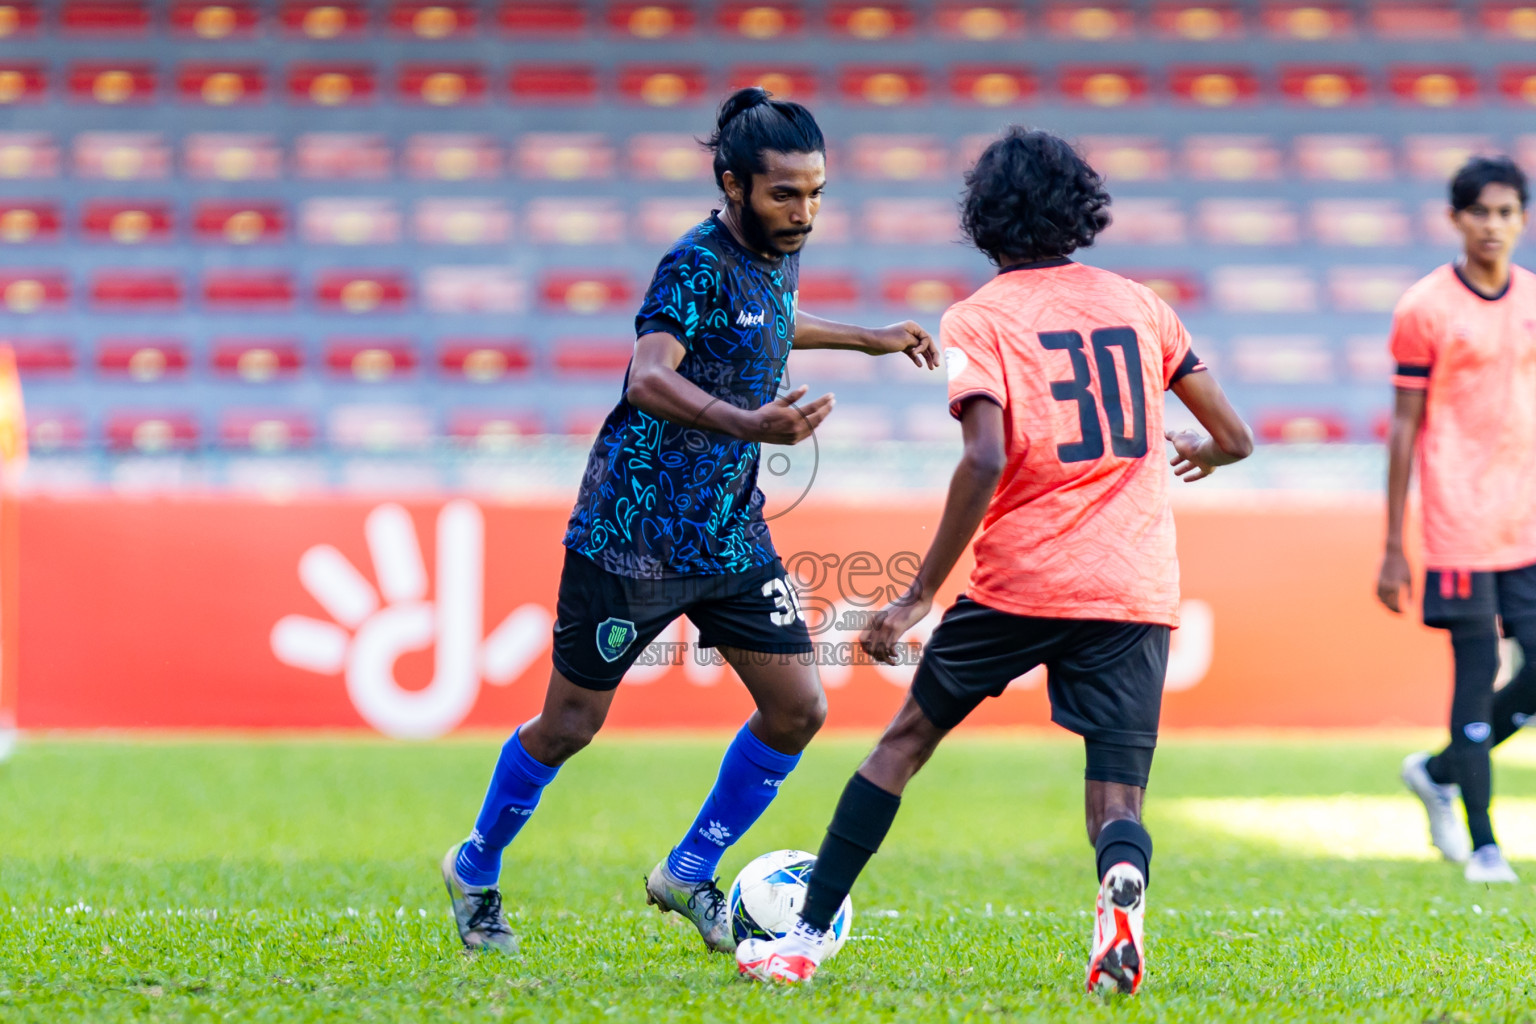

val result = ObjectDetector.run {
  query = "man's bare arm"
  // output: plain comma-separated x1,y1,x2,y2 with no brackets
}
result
1377,387,1427,613
794,312,940,368
1166,370,1254,481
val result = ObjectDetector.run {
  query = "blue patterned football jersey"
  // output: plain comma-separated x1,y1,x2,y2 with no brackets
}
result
563,214,799,578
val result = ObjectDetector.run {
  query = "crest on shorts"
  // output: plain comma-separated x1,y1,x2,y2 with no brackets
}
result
595,617,638,663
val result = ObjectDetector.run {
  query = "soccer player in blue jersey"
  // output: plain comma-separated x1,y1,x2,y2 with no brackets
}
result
441,87,939,955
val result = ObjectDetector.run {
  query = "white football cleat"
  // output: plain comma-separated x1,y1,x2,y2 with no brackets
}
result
1401,751,1472,863
1086,862,1146,996
736,920,827,984
1465,844,1519,883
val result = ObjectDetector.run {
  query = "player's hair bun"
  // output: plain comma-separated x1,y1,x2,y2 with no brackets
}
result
700,88,825,193
716,87,772,130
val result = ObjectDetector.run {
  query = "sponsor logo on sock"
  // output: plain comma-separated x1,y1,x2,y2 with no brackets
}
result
1465,721,1492,743
469,828,486,849
764,778,783,787
700,819,732,845
596,617,638,663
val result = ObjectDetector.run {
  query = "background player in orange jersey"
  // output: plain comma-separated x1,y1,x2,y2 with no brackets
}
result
736,127,1253,994
1380,156,1536,885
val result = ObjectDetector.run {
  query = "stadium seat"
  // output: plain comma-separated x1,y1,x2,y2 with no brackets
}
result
1403,134,1494,180
1229,335,1334,383
105,411,200,453
1121,270,1202,308
934,3,1025,39
1078,136,1170,181
448,410,545,449
1044,4,1135,39
439,339,533,382
497,1,588,35
1152,2,1245,39
324,338,418,382
294,133,389,180
61,0,150,34
69,62,156,104
1256,411,1350,443
1183,135,1282,180
1261,1,1353,38
170,2,261,38
91,270,183,310
880,272,975,312
328,404,434,451
10,337,75,375
0,132,57,179
414,198,513,245
508,64,600,103
177,63,268,106
391,1,477,38
315,271,410,314
301,199,402,246
518,133,614,179
74,132,170,180
0,201,60,243
626,133,708,181
540,272,634,314
717,2,805,38
797,273,861,307
0,270,68,313
399,63,488,105
286,63,376,106
1101,199,1186,245
863,199,959,245
839,66,928,105
1344,334,1392,381
1498,66,1536,105
949,66,1037,106
618,65,708,106
553,340,633,376
1328,265,1417,313
186,133,282,180
729,66,818,102
0,2,40,37
1309,199,1411,246
97,338,190,382
1293,134,1394,181
1279,65,1372,106
526,199,626,245
848,134,948,181
1169,66,1262,107
219,410,316,452
827,2,916,39
211,339,304,382
560,408,612,436
635,199,714,244
1058,65,1148,105
203,270,296,311
27,410,87,452
609,2,696,38
1210,265,1317,312
422,266,526,313
81,201,174,244
0,64,47,104
1389,65,1478,106
406,133,501,180
281,1,368,39
194,201,286,245
1486,4,1536,40
1197,199,1299,245
1371,2,1462,38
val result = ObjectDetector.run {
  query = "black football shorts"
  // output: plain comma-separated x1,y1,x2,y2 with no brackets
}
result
551,548,815,691
910,596,1170,786
1423,562,1536,632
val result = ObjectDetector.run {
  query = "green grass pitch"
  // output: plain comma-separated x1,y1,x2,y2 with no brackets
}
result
2,731,1534,1022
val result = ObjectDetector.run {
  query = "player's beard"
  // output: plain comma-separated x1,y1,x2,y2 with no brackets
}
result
738,195,810,257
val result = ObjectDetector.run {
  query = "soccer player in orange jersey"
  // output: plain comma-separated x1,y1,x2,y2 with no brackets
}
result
736,127,1253,993
1380,157,1535,885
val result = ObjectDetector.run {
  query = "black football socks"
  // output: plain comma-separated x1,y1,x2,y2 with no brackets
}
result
1426,622,1499,850
1095,818,1153,885
801,772,902,932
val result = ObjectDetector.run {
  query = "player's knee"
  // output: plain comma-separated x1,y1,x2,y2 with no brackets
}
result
764,690,826,748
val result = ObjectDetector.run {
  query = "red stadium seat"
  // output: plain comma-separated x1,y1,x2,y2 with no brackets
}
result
1209,265,1317,312
1101,198,1186,244
439,339,533,382
1256,412,1349,444
553,340,633,375
1309,199,1412,247
1058,65,1149,106
561,408,611,437
171,2,261,38
414,198,513,245
827,2,915,39
211,338,304,381
1261,2,1353,39
203,271,296,311
10,337,75,375
0,201,60,243
880,272,975,312
178,64,267,106
1044,3,1134,39
863,199,959,244
107,411,200,453
328,404,434,451
301,198,402,246
526,199,626,245
1230,337,1334,383
81,201,174,244
194,202,286,245
74,132,170,180
1328,265,1417,313
1389,65,1478,106
391,1,478,38
1169,66,1262,107
0,132,57,179
0,270,67,313
934,4,1025,40
1121,271,1203,308
295,133,391,180
219,411,316,452
849,134,947,181
0,64,47,105
717,2,805,38
1152,3,1244,39
839,67,928,105
286,64,376,106
618,65,708,106
324,338,418,381
281,1,368,38
798,273,860,306
497,1,587,34
1184,135,1282,181
422,267,527,313
625,133,708,181
405,133,501,180
0,3,40,37
608,2,696,37
1484,4,1536,40
508,64,599,103
729,66,819,103
541,273,634,314
28,411,87,452
68,63,156,105
61,1,149,34
1293,134,1395,181
91,271,182,311
949,66,1037,106
315,272,409,314
1371,2,1461,38
1498,66,1536,106
1403,134,1495,180
183,133,280,181
448,410,544,449
1279,65,1372,106
1077,136,1170,181
97,338,189,381
399,63,488,106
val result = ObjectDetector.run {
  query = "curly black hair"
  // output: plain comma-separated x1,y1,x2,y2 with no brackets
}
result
960,127,1112,266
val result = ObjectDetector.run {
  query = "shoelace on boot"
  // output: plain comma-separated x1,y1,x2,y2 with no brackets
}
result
465,887,512,935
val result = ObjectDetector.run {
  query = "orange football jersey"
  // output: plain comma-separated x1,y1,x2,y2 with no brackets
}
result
942,259,1202,627
1389,263,1536,570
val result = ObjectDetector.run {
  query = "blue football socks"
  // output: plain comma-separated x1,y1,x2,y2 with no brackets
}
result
455,728,560,889
666,722,802,883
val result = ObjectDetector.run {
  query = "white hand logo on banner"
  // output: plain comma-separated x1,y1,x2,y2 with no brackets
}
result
270,501,552,739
